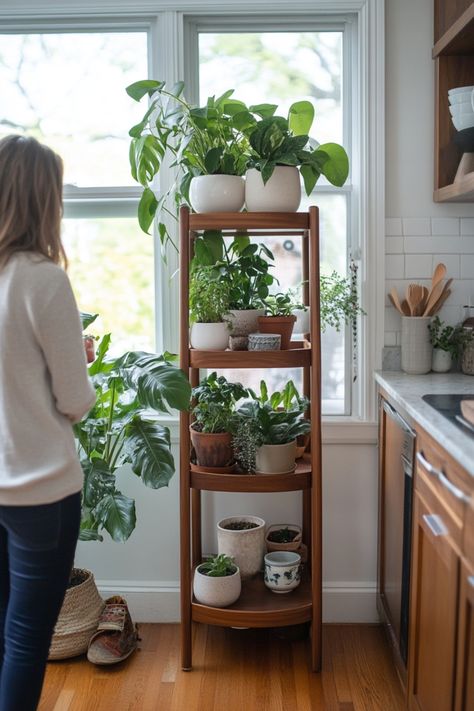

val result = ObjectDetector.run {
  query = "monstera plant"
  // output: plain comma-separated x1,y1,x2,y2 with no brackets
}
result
75,313,191,542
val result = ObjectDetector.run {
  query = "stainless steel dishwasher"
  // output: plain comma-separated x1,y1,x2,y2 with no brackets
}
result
378,396,416,672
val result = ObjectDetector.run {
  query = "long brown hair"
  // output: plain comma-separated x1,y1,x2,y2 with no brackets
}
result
0,135,67,269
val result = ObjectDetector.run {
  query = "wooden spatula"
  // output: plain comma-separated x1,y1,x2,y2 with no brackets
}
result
408,284,425,317
389,287,408,316
431,263,446,293
427,283,452,316
423,280,445,316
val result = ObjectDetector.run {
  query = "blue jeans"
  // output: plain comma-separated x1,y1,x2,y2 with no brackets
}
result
0,492,81,711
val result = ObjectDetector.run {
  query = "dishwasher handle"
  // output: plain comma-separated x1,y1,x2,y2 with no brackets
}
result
383,400,415,437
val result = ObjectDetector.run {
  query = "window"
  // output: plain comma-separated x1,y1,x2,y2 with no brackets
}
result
0,28,153,351
194,26,353,414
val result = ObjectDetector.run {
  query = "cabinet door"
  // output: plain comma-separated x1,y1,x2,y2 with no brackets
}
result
455,559,474,711
408,491,459,711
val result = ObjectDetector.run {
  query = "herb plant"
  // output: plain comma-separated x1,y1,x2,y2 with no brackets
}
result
198,554,237,577
189,265,231,324
75,313,191,543
191,372,248,434
428,316,468,358
262,291,305,317
320,268,365,333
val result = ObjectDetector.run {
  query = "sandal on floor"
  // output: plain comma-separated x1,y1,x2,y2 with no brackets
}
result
87,595,139,665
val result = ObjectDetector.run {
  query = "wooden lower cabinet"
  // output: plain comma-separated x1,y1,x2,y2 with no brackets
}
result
455,558,474,710
408,491,460,711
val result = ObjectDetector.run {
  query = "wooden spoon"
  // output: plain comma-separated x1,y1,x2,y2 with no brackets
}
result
423,280,445,316
408,284,425,317
427,279,453,316
418,286,429,315
431,263,447,294
389,287,407,316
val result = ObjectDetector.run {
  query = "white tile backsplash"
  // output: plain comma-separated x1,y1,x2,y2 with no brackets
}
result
384,216,474,346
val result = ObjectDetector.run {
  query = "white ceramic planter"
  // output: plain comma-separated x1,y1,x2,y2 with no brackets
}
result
189,175,245,213
432,348,452,373
190,322,229,350
255,440,297,474
401,317,432,375
293,307,310,335
227,308,265,336
217,516,266,579
264,551,302,594
193,564,241,608
245,166,301,212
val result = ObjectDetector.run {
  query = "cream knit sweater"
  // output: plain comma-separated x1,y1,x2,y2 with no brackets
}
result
0,252,96,505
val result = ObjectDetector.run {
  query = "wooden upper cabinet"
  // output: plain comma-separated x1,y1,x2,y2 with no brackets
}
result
433,1,474,202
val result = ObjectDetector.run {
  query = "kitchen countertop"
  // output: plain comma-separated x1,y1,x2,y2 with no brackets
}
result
375,371,474,478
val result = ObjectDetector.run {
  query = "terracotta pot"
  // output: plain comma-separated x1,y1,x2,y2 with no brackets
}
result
190,426,233,467
258,315,296,350
265,524,302,553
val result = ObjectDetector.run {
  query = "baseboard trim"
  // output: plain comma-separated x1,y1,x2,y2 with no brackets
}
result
96,580,379,624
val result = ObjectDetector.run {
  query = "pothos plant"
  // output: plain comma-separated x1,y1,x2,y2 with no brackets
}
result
75,313,191,543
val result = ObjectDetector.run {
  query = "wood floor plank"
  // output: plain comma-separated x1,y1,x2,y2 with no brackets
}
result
38,624,406,711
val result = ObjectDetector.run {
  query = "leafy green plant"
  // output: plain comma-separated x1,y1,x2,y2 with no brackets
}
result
262,291,305,317
233,380,311,469
320,268,365,333
244,100,349,192
75,313,191,543
198,554,237,577
126,80,253,250
192,230,277,310
189,265,231,324
428,316,468,358
191,372,248,434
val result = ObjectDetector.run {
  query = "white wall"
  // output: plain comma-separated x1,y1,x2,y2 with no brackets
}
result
385,0,474,347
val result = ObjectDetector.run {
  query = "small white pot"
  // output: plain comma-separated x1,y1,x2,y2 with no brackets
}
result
432,348,452,373
293,307,310,335
255,440,297,475
190,321,229,350
217,516,266,579
189,175,245,213
264,551,301,594
227,308,265,336
245,166,301,212
193,564,241,608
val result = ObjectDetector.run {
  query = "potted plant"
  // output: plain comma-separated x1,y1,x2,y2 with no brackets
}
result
126,80,250,250
233,380,311,474
265,524,302,553
193,554,241,608
428,316,467,373
217,516,266,579
243,100,349,211
258,291,306,349
51,312,191,659
189,265,231,350
191,372,248,468
193,229,277,336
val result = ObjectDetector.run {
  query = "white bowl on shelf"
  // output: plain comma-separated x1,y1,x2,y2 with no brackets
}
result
448,85,474,100
449,101,474,117
452,114,474,131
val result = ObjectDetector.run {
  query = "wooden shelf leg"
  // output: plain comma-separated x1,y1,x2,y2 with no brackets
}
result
192,489,202,567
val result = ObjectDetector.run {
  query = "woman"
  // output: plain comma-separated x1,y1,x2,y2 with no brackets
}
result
0,135,95,711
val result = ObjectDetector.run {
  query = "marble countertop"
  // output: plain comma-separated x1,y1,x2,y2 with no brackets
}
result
375,371,474,478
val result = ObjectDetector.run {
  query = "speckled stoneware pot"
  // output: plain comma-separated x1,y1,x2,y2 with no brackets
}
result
217,516,266,579
227,309,265,336
193,564,241,608
248,332,281,351
264,551,301,594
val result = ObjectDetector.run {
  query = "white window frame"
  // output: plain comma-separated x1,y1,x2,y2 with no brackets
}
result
0,0,384,436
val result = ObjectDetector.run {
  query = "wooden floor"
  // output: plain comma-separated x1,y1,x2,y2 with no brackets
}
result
39,624,406,711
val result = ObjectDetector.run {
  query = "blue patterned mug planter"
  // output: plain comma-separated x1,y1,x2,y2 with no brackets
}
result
264,551,301,594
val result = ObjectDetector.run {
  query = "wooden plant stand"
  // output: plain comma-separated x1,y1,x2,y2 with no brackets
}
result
179,206,322,671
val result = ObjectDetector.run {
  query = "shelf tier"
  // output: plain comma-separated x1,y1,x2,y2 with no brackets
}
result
188,211,310,232
190,457,312,492
192,575,312,628
433,4,474,57
434,172,474,202
189,341,311,369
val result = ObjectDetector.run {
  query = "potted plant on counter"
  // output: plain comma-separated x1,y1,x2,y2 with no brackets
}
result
243,100,349,211
428,316,467,373
258,291,306,349
193,554,241,608
233,380,311,474
189,265,231,350
191,372,248,468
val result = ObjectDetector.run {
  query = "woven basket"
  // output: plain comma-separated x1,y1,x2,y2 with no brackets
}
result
48,568,104,660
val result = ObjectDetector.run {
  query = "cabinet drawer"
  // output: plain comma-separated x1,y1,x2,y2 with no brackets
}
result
415,431,471,549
